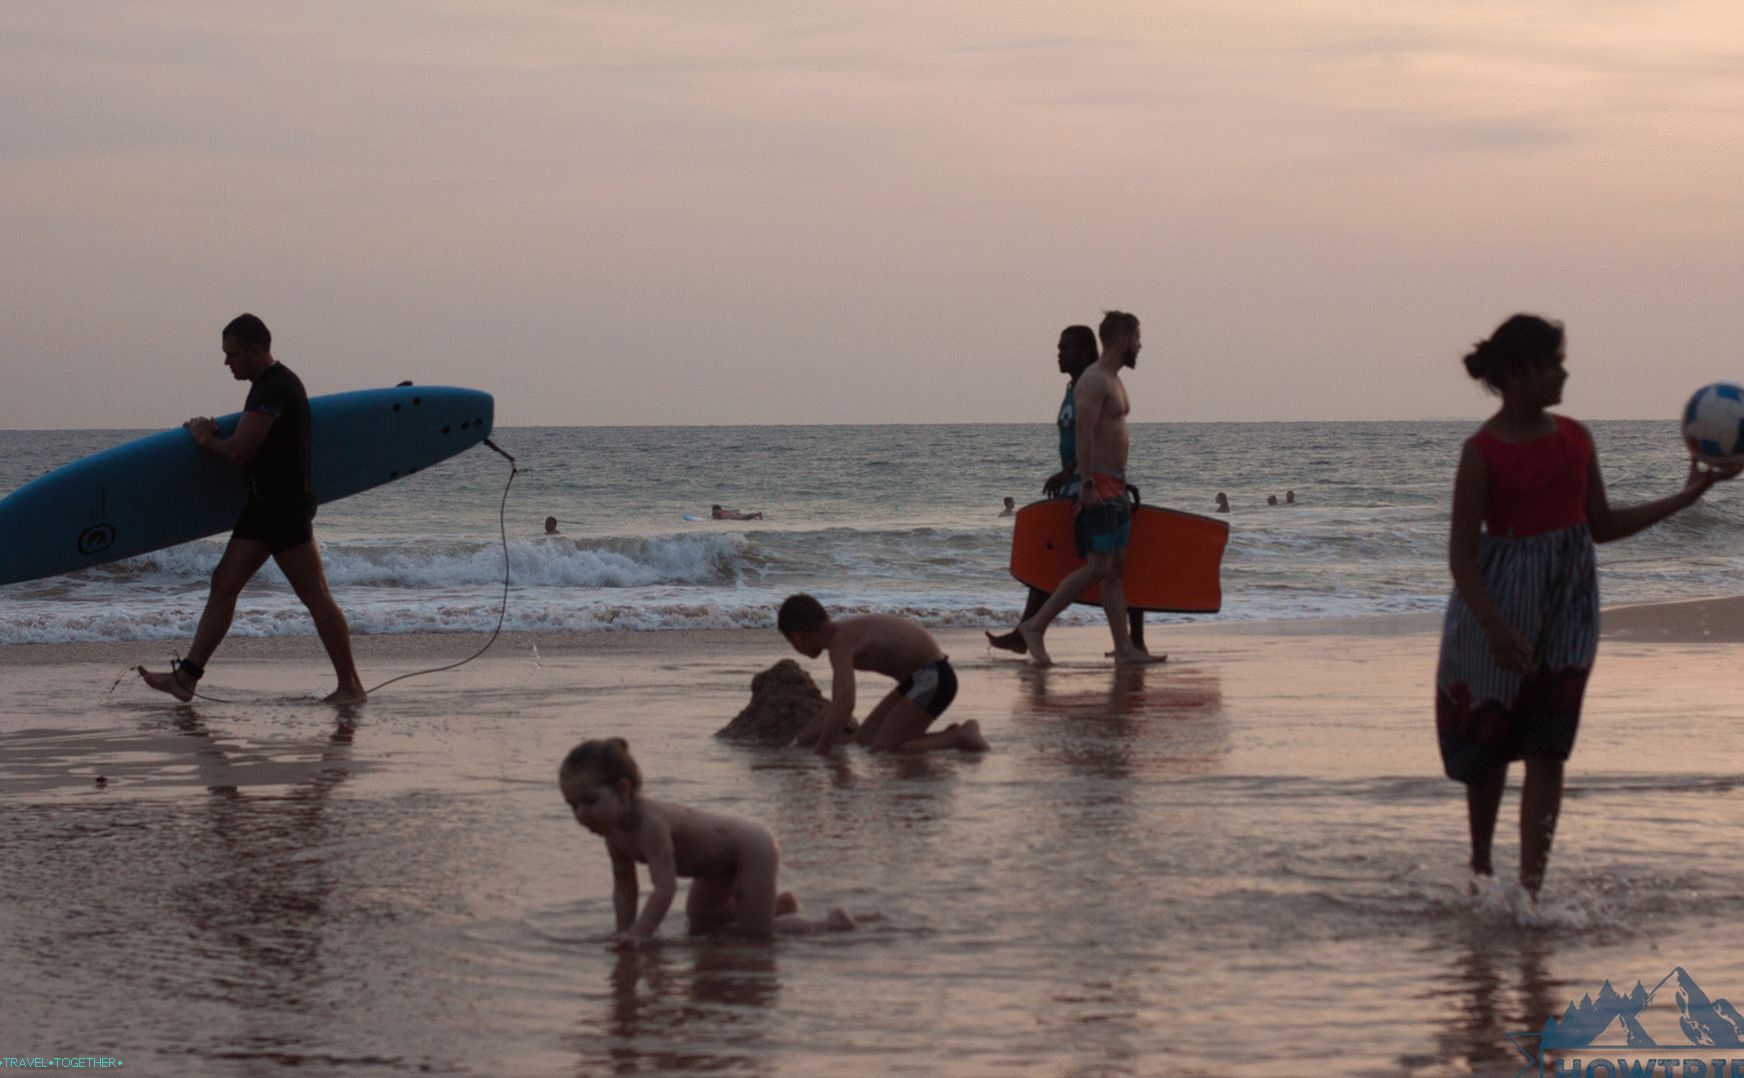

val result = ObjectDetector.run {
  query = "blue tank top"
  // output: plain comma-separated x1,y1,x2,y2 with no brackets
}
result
1057,382,1076,471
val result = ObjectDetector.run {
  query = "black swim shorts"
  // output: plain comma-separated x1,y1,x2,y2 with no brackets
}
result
896,657,958,719
233,497,316,555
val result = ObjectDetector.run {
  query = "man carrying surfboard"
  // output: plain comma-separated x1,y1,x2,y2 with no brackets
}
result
1017,311,1165,667
138,314,367,704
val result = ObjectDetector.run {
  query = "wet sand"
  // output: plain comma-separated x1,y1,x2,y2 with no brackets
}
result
5,603,1744,1075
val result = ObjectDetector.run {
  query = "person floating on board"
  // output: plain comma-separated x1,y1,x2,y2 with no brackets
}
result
138,314,366,704
1016,311,1166,667
986,325,1145,655
711,504,763,520
779,593,989,754
1436,313,1737,900
559,738,855,941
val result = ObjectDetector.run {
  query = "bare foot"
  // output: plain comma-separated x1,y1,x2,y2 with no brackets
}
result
955,719,990,752
137,665,195,703
826,908,856,931
776,891,799,917
1105,644,1160,658
323,685,368,705
985,628,1028,655
1017,622,1052,666
1112,649,1167,665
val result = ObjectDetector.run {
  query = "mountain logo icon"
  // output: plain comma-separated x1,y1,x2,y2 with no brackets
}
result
1543,968,1744,1049
1510,969,1744,1076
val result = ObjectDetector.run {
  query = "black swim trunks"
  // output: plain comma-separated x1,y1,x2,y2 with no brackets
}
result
896,657,958,719
233,497,316,554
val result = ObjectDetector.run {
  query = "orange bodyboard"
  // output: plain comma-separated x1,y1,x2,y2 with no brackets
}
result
1009,499,1229,613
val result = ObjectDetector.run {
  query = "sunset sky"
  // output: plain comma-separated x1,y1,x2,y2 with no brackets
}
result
3,1,1741,428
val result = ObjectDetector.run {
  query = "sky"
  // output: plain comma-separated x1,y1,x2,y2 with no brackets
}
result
3,1,1741,428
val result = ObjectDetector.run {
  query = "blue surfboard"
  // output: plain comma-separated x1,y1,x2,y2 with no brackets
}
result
0,385,494,586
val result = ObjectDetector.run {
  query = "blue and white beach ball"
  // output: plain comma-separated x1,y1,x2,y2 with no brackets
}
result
1683,382,1744,463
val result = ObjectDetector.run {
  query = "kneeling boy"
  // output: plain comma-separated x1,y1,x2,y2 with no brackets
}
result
777,594,989,755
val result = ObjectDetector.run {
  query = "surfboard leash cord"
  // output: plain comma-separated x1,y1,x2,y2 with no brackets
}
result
112,437,520,705
362,437,518,695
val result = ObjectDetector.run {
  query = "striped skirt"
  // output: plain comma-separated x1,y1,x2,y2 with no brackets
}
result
1434,524,1599,784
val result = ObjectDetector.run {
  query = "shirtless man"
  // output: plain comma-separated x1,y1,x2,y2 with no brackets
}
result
778,594,989,754
986,325,1145,655
1017,311,1163,667
138,314,366,704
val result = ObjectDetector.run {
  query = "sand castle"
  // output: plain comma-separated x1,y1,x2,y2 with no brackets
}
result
714,658,852,743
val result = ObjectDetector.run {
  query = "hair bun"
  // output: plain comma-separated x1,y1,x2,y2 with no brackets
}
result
1462,339,1492,381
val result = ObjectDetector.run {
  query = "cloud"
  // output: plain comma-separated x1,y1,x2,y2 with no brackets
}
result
1372,113,1578,153
1,0,1741,426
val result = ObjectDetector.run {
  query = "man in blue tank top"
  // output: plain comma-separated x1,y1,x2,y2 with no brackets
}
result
1018,311,1164,666
986,326,1146,654
138,314,366,704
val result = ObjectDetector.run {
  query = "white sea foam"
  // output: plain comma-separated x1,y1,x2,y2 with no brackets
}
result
52,533,758,590
0,588,1115,644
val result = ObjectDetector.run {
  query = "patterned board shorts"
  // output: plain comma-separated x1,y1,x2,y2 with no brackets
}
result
1074,497,1132,556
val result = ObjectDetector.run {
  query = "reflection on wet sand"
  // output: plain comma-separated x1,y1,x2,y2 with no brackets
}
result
170,704,358,796
1416,924,1561,1076
1003,663,1229,1066
587,941,780,1075
163,707,362,1065
1013,662,1228,781
733,719,975,889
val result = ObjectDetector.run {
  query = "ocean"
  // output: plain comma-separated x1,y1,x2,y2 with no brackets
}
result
2,420,1739,643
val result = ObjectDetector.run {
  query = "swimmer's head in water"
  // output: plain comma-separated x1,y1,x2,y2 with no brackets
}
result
1003,496,1015,508
560,738,641,832
778,593,830,657
544,516,558,533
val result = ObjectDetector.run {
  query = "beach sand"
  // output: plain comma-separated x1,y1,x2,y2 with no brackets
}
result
5,602,1744,1075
